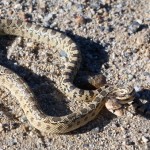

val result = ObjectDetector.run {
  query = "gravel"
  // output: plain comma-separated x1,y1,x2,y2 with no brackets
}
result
0,0,150,150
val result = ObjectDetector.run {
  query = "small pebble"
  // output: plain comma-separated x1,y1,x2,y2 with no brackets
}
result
91,127,100,133
59,50,68,58
0,123,3,132
134,86,142,92
142,136,149,143
75,15,86,25
38,0,46,9
128,21,141,34
0,111,4,117
83,143,89,148
20,116,28,123
11,138,18,145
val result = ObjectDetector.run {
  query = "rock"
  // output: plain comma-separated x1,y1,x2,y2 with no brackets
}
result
38,0,46,10
134,86,142,92
128,21,141,34
59,50,68,58
91,127,100,133
142,136,149,143
75,15,86,25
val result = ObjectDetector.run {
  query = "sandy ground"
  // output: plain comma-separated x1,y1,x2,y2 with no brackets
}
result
0,0,150,149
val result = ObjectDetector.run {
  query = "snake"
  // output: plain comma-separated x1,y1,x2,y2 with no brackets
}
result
0,19,135,134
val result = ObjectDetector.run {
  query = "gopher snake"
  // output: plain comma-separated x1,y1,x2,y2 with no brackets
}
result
0,19,135,134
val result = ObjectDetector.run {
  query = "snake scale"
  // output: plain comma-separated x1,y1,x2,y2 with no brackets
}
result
0,19,135,134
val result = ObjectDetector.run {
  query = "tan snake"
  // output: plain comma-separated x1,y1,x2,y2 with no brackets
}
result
0,19,135,134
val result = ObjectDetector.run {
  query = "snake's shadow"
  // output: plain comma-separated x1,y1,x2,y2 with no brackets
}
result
133,89,150,119
0,35,72,117
0,32,113,134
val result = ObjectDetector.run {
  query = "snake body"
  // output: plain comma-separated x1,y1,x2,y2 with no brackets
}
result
0,19,135,134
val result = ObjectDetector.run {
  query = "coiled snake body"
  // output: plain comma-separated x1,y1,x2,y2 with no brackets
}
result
0,19,135,134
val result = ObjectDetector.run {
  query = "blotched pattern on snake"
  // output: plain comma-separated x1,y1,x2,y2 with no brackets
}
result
0,19,135,133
